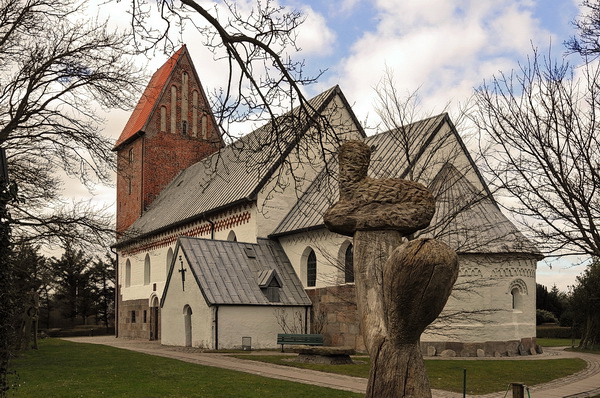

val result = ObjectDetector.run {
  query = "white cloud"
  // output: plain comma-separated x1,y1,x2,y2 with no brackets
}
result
327,0,554,126
295,5,336,56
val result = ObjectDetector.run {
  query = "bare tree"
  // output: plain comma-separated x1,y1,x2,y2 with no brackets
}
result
566,0,600,57
126,0,346,194
470,49,599,259
0,0,144,249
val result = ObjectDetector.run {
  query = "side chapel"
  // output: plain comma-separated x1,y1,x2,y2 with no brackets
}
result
112,46,542,356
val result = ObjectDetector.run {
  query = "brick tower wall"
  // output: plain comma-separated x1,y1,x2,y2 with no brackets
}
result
116,50,222,233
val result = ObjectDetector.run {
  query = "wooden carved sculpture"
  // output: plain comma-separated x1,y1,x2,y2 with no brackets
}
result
324,141,459,398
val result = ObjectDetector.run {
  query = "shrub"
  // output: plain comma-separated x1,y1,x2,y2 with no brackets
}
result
537,309,558,325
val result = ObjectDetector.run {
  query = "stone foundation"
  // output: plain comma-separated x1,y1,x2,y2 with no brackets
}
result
117,297,161,340
421,337,542,357
307,285,540,357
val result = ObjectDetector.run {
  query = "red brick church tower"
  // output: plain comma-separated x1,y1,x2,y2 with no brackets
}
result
114,45,223,234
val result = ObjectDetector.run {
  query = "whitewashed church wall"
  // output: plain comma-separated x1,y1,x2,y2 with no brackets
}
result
278,229,353,288
217,306,307,349
409,120,485,192
256,94,363,238
117,204,259,303
423,254,537,343
161,254,214,348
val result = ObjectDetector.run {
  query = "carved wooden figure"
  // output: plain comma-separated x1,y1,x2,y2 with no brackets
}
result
324,140,459,398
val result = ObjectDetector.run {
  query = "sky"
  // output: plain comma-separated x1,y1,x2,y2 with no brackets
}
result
82,0,587,291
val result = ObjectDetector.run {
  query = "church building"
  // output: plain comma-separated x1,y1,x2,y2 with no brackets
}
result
112,46,542,356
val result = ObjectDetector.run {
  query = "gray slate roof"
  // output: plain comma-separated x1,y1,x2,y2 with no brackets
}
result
271,113,448,236
163,237,312,306
271,114,540,256
116,86,344,246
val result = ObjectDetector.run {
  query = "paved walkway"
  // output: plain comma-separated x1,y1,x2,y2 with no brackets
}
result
62,337,600,397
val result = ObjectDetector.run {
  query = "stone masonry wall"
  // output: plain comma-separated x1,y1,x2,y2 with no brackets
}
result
307,285,540,357
306,285,366,352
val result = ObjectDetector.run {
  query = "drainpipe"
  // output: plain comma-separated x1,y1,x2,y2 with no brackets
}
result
110,247,119,338
213,305,219,350
205,216,215,239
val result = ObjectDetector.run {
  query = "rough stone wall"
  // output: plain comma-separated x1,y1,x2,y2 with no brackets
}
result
117,298,151,339
307,284,539,357
421,337,540,357
306,285,366,352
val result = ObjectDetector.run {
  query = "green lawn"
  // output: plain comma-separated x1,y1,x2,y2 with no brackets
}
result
537,337,580,347
232,354,587,395
7,339,361,398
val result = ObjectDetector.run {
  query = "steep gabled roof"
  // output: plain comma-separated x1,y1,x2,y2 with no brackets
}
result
271,113,448,236
115,86,352,246
113,46,187,150
422,163,541,255
161,237,311,306
271,114,539,256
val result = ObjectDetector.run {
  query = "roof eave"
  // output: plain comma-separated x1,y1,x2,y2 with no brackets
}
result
112,196,255,249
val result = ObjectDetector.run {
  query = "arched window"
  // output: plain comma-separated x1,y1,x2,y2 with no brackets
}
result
306,249,317,287
183,304,192,347
170,85,177,133
144,254,151,285
125,259,131,287
344,244,354,283
166,247,174,278
227,230,237,242
509,279,527,311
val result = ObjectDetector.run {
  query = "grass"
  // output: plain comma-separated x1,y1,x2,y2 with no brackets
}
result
537,337,580,347
7,339,362,398
231,354,587,395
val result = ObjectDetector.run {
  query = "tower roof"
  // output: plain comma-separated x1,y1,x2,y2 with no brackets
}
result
113,45,187,150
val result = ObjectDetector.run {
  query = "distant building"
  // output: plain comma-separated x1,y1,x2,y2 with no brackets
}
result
112,46,542,356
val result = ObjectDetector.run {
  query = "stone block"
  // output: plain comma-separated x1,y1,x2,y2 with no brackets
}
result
476,348,486,357
440,349,456,357
426,346,436,356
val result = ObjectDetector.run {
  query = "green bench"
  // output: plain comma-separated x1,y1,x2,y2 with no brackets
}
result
277,333,324,352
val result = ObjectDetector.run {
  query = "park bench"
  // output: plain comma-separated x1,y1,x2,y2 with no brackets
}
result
277,333,323,352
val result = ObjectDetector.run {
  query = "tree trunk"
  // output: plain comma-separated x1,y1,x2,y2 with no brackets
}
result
354,230,458,398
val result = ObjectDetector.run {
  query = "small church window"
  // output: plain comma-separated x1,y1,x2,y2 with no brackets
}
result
166,247,173,278
128,148,134,163
144,254,151,285
131,310,136,323
127,178,132,195
307,249,317,287
227,230,237,242
344,244,354,284
143,310,147,323
182,120,188,135
125,259,131,287
511,287,522,311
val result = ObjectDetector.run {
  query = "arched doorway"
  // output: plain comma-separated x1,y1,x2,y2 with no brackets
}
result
183,305,192,347
149,295,160,341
